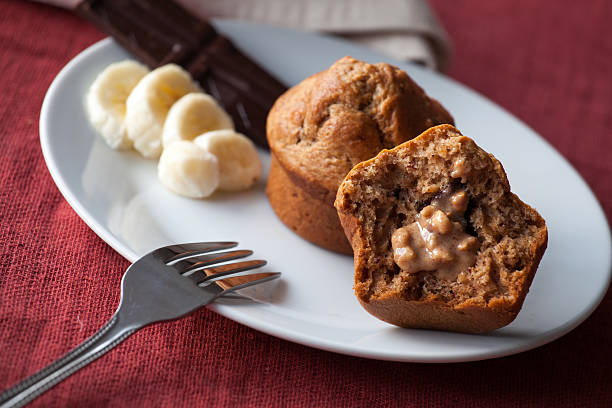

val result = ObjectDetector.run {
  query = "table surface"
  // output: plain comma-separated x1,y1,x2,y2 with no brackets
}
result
1,0,611,407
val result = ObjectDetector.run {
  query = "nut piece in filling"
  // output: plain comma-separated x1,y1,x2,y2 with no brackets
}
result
391,188,478,280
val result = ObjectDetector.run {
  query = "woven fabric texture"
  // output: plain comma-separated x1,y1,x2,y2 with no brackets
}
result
1,0,611,407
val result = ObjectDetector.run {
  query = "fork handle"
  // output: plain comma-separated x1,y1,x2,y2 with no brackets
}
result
0,314,138,408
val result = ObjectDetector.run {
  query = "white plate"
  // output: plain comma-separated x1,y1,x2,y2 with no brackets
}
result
40,21,612,363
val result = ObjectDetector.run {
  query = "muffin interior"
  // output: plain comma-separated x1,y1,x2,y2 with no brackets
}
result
339,127,547,307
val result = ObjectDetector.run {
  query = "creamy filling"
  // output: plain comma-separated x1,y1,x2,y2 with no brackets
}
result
391,188,478,281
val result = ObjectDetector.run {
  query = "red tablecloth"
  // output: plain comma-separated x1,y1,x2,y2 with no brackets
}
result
1,0,611,406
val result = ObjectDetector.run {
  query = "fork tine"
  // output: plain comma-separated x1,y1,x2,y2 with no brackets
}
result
185,260,267,284
153,242,238,263
208,272,281,293
174,250,254,271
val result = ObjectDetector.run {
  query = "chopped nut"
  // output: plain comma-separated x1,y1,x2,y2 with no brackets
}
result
431,210,452,234
420,205,435,218
422,184,440,194
422,230,438,250
457,236,478,251
431,248,454,262
450,191,469,212
395,246,416,271
451,157,469,179
392,227,409,246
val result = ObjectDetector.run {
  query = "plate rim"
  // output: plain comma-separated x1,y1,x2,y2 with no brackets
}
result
40,38,141,263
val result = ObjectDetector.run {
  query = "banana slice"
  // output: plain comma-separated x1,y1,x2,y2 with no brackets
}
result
158,141,219,198
126,64,202,159
86,60,149,149
162,93,233,148
194,130,262,191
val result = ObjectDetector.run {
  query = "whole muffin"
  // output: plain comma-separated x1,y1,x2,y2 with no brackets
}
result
334,125,548,333
266,56,454,253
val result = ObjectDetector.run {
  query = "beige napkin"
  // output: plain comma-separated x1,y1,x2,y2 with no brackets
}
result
180,0,451,70
42,0,450,70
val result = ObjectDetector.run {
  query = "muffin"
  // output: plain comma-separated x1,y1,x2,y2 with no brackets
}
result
334,125,547,333
266,56,454,253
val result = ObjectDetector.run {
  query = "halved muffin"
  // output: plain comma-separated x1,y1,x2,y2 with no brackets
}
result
334,125,547,333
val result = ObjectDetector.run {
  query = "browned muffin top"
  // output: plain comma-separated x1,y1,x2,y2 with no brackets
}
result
266,56,454,203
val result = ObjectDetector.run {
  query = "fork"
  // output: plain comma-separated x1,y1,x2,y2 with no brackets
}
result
0,242,280,408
